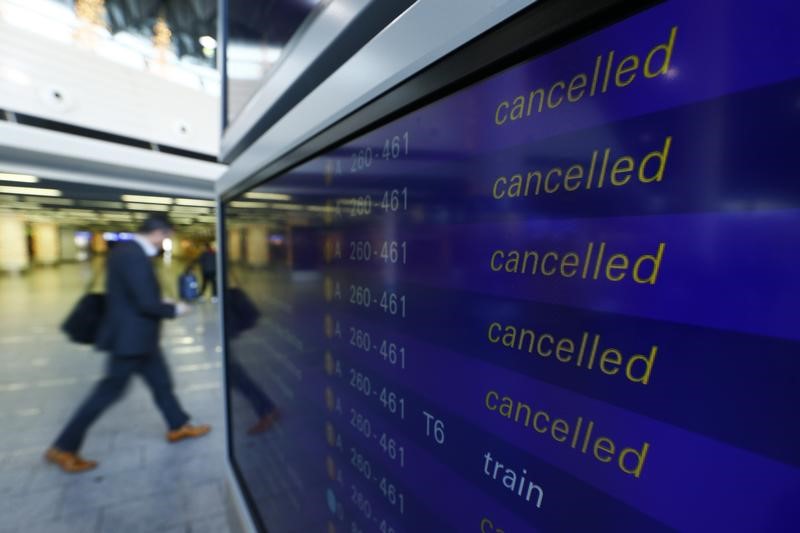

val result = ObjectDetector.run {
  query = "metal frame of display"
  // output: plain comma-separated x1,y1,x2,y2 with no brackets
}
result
217,0,661,531
220,0,418,163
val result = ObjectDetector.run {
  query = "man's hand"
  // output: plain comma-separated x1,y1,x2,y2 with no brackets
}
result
175,302,192,316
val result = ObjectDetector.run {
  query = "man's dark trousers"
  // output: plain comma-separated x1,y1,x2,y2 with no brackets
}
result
228,359,274,417
200,270,217,297
54,351,188,452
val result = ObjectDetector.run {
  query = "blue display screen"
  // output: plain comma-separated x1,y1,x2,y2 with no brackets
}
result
223,1,800,531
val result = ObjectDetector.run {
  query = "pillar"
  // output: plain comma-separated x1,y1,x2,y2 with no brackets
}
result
227,227,242,262
245,225,269,267
59,227,79,261
31,222,60,265
285,226,293,268
0,214,30,272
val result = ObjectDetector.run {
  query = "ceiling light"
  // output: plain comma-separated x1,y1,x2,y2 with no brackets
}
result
199,35,217,49
120,194,173,204
0,173,39,183
0,186,62,197
59,209,97,216
265,46,282,63
175,198,215,207
229,201,268,209
244,192,291,201
125,203,170,211
80,200,125,209
171,206,210,214
25,197,75,205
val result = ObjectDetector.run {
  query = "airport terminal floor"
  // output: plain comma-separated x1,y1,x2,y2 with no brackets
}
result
0,262,231,533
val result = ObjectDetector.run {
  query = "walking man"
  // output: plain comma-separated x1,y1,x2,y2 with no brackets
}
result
46,215,210,473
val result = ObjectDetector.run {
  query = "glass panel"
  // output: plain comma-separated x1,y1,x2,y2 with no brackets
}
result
223,0,800,530
225,0,321,125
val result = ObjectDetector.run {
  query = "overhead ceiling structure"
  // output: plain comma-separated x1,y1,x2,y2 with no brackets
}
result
228,0,314,44
102,0,217,64
41,0,218,63
0,0,226,199
0,119,225,199
225,0,320,124
0,172,216,235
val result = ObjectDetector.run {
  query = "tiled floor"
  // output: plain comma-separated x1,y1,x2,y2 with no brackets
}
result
0,261,232,533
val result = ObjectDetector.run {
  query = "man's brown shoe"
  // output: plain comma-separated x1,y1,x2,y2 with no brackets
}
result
167,423,211,443
44,447,98,473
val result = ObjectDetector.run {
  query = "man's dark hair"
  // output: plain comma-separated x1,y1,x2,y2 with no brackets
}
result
137,214,174,234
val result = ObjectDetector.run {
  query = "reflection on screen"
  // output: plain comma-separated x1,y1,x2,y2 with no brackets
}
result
225,0,319,125
223,1,800,531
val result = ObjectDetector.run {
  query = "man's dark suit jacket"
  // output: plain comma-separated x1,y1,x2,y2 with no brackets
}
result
96,240,175,357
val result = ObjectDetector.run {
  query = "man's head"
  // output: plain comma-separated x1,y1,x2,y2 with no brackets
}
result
137,214,174,248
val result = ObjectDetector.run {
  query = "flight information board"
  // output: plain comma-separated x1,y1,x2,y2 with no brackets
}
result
222,0,800,531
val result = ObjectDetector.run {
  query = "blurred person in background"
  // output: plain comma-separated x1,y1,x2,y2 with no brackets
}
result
198,242,218,301
186,242,218,302
45,215,211,473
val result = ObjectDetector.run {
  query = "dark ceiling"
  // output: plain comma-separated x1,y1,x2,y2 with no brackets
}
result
57,0,218,63
228,0,315,45
106,0,217,60
53,1,322,64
